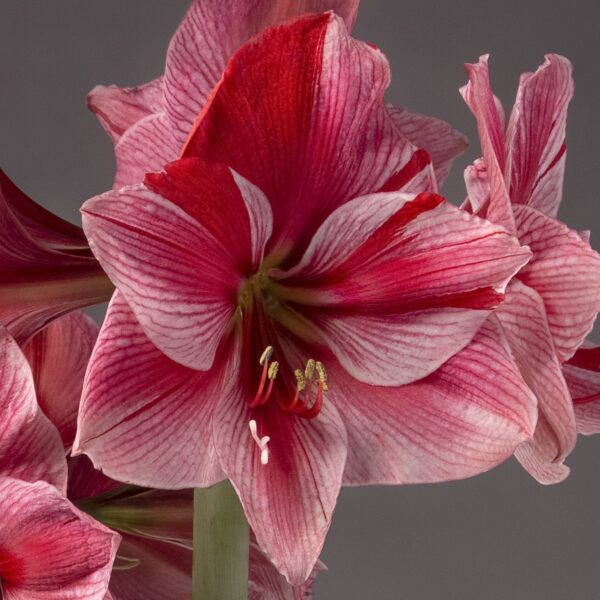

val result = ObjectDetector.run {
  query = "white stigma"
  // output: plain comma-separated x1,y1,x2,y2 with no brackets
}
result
248,420,270,465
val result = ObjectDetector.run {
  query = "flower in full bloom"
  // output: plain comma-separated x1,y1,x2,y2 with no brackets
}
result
0,325,118,600
462,54,600,482
0,170,113,344
87,0,466,190
76,14,537,583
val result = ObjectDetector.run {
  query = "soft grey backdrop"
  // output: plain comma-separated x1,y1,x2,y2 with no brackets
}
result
2,2,599,598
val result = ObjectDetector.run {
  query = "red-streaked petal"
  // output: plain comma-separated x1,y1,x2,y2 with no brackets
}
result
87,78,164,144
82,163,273,370
387,105,468,187
112,113,179,189
0,172,112,344
74,292,224,488
0,478,119,600
280,191,530,385
505,54,573,217
183,13,428,258
0,328,67,491
23,311,99,448
248,537,325,600
563,344,600,435
461,55,515,233
334,317,536,485
164,0,359,145
496,281,576,484
514,204,600,361
213,361,347,585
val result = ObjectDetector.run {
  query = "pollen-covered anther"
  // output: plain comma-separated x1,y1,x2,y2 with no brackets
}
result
286,359,327,419
249,346,279,408
249,419,270,465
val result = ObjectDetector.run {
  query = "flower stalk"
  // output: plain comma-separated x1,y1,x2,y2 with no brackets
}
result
193,480,249,600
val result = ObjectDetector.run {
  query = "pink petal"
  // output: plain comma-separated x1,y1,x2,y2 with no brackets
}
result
164,0,359,146
387,105,468,187
461,55,515,233
183,13,431,257
23,311,99,448
0,171,112,344
248,536,325,600
496,281,576,484
505,54,573,218
74,292,224,488
0,478,119,600
280,191,531,385
514,204,600,362
334,317,536,485
87,78,164,144
563,345,600,435
213,357,347,585
82,161,272,370
0,328,67,491
112,113,179,189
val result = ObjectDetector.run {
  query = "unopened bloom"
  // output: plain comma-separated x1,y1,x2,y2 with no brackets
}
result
462,54,600,482
0,170,113,344
77,14,536,583
88,0,466,190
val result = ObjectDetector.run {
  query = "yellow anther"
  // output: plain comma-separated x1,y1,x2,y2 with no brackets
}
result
316,361,328,391
259,346,274,366
294,369,306,391
267,361,279,380
304,359,316,380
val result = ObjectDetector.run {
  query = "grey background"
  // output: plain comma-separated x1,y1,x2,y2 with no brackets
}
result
1,2,599,598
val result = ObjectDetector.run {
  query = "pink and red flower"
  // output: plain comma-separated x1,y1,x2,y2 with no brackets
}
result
462,54,600,482
76,13,537,583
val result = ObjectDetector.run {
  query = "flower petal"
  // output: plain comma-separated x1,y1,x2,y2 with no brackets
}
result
82,162,272,370
23,311,99,448
74,292,224,488
334,317,536,485
0,327,67,491
112,113,179,189
164,0,359,145
87,78,164,144
496,280,576,484
505,54,573,218
183,13,430,258
387,105,468,187
280,191,531,385
213,355,347,585
461,55,515,233
514,204,600,362
0,478,119,600
563,344,600,435
0,172,112,344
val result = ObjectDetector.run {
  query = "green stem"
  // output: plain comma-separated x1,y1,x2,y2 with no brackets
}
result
193,481,249,600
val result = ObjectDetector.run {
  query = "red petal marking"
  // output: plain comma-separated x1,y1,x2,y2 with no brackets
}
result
181,13,424,261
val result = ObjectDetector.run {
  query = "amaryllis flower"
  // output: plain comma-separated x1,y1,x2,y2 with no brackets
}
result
0,170,113,344
88,0,466,190
0,327,118,600
462,54,600,482
76,14,536,583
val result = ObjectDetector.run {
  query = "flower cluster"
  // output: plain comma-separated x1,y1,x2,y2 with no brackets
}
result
1,0,599,597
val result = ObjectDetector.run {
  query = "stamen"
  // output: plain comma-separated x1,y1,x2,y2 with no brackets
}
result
250,346,279,408
248,419,270,465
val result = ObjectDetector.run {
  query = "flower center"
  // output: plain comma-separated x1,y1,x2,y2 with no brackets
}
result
248,345,327,419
